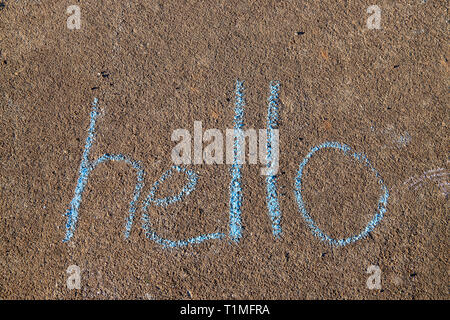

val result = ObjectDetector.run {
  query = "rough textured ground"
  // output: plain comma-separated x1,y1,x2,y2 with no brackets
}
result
0,0,448,299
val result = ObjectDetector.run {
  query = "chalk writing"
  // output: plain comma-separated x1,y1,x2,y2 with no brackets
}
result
294,142,389,246
229,80,245,241
63,98,145,242
265,81,282,238
404,167,449,197
141,165,225,247
63,80,390,248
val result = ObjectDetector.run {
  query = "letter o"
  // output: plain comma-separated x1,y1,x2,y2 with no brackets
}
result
294,142,389,246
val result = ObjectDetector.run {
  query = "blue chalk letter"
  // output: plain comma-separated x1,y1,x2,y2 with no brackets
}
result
263,81,282,238
294,142,389,246
141,165,225,247
228,80,245,242
63,98,144,242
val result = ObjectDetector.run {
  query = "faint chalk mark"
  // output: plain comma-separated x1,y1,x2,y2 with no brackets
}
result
404,168,449,197
395,132,411,147
371,124,411,149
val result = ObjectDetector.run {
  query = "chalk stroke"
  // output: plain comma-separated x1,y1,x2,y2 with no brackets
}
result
229,80,245,242
294,142,389,247
371,125,411,149
404,167,449,197
141,165,225,248
395,132,411,147
265,81,282,238
63,98,145,242
144,166,198,207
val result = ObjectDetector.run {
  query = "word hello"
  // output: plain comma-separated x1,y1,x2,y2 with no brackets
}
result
63,80,389,248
